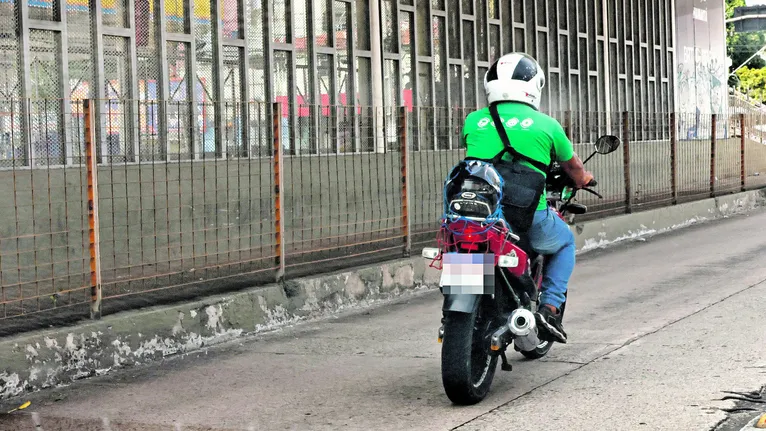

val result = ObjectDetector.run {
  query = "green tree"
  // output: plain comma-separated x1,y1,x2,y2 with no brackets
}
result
726,0,746,18
727,0,766,73
735,66,766,101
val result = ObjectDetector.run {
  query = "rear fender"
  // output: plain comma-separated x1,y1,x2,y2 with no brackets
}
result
442,293,481,313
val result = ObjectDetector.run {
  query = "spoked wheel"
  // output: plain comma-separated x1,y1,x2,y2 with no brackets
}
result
441,298,499,405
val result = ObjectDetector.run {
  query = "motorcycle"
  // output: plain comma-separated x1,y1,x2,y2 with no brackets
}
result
421,135,621,405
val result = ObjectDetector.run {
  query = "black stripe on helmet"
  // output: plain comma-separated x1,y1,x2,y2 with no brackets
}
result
486,60,499,82
511,55,538,82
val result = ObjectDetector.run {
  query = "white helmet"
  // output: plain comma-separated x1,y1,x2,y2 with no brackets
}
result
483,53,546,110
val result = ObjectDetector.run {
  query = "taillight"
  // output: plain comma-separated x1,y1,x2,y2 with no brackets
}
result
455,222,486,239
446,220,488,251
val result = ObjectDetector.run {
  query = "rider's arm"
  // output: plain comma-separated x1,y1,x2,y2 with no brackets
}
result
559,154,594,188
551,122,594,188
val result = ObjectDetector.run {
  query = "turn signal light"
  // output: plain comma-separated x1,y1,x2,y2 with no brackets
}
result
498,252,519,268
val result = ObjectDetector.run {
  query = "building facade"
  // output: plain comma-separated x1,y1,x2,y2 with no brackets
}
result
0,0,689,164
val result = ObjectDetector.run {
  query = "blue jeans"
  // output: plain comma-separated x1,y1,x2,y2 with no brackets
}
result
527,208,575,309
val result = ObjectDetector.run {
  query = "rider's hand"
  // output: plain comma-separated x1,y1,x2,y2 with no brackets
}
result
581,171,595,188
560,154,594,189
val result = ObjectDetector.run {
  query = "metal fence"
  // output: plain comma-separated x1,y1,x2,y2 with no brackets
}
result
1,98,766,335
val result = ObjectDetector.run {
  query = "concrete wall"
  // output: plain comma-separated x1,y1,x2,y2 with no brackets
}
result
2,139,766,322
0,168,91,318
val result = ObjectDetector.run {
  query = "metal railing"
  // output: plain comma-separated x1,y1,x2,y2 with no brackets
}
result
1,98,765,335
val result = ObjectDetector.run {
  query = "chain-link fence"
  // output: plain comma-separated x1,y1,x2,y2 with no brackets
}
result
0,100,91,332
1,99,765,336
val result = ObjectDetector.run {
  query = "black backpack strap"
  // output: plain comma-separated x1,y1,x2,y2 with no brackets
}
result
488,102,549,173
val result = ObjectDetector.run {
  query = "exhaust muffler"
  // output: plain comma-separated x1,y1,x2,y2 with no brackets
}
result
508,309,540,352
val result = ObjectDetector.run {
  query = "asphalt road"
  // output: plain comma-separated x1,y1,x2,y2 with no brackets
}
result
3,211,766,431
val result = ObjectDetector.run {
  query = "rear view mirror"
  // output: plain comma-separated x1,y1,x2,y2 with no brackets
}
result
594,135,621,154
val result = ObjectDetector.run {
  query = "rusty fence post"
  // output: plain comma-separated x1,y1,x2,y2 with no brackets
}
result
83,99,102,319
670,112,678,205
399,106,411,257
710,114,717,198
740,113,746,191
622,111,632,214
273,102,286,282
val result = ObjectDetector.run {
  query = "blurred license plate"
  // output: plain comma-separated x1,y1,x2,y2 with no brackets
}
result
440,253,495,295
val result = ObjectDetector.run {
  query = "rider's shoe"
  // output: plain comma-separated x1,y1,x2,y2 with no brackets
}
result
535,304,567,344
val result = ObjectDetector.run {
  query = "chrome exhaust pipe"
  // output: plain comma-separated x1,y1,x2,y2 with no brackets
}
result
508,308,540,352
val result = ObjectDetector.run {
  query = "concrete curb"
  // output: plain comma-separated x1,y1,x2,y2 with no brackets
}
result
0,259,442,401
1,189,765,402
572,190,766,252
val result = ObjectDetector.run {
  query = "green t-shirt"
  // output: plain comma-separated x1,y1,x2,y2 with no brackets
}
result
462,102,575,210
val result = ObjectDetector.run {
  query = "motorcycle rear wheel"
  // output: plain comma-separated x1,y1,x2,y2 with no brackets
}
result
441,298,498,405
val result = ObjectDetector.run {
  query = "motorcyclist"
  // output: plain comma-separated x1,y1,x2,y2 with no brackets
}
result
461,52,594,344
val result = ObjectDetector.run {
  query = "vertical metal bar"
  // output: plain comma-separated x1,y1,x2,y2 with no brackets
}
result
156,0,170,160
17,0,33,166
370,0,385,153
307,0,320,155
669,0,678,112
498,0,505,53
92,0,108,163
263,0,275,109
565,110,572,139
349,0,360,152
399,106,411,257
470,3,478,110
670,112,677,204
239,0,251,158
212,0,226,158
84,100,102,319
411,2,421,150
458,0,466,116
273,102,286,281
186,0,198,158
602,0,612,131
620,0,628,112
128,0,141,161
740,113,746,191
526,0,535,55
427,0,436,150
329,0,337,107
58,0,72,167
289,10,298,157
710,113,716,198
408,6,419,153
622,111,632,213
444,1,454,151
184,0,198,160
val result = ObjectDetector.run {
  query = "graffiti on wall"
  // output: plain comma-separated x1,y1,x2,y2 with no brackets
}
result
675,0,728,138
677,46,727,115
